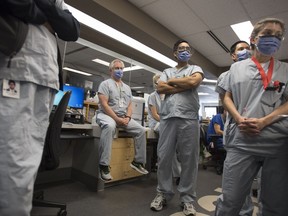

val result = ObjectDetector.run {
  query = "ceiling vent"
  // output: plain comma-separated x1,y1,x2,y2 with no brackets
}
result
207,30,230,53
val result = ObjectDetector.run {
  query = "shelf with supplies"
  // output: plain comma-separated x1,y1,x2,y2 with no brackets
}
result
83,101,98,123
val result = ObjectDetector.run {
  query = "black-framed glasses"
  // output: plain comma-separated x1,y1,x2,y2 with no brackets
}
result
177,46,192,52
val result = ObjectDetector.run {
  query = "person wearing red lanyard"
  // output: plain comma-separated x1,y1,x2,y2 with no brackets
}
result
215,18,288,216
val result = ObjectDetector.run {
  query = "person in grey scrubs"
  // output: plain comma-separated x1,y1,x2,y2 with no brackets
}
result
216,40,250,105
147,74,181,182
216,40,257,216
96,59,148,182
215,18,288,216
0,1,79,215
150,39,204,216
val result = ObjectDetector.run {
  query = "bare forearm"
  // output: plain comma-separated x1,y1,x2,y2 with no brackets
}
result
126,103,132,118
157,79,189,94
157,84,186,94
261,101,288,127
223,93,242,123
101,104,119,121
167,73,203,89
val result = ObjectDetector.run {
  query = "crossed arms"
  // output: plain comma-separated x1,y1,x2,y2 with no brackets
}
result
157,72,203,94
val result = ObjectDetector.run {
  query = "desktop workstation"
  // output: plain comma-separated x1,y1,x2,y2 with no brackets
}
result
36,85,155,192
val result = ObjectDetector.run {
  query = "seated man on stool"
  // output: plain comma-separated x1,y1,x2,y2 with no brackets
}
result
96,59,148,182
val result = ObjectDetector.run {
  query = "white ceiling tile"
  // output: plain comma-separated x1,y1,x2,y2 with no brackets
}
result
241,0,288,20
128,0,159,8
184,0,250,29
184,32,228,57
131,0,208,36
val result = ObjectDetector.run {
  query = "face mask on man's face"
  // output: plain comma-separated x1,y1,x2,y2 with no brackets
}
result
177,50,191,62
236,49,251,61
255,35,281,56
113,69,123,80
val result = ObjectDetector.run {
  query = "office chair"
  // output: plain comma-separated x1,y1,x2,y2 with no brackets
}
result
33,90,71,216
200,124,226,175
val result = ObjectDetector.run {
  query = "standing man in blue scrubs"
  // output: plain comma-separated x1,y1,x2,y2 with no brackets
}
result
215,18,288,216
150,39,203,216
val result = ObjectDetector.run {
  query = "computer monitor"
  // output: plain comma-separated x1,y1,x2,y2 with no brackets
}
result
53,85,85,109
53,90,64,107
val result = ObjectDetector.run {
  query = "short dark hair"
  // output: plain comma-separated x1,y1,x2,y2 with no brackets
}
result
173,39,190,52
218,106,224,114
230,40,249,54
8,80,16,85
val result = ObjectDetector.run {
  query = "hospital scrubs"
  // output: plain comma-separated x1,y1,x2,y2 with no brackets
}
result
156,65,203,203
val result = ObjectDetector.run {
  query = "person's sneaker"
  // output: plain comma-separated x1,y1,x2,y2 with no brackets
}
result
130,161,149,174
150,193,166,211
182,202,196,216
99,165,112,181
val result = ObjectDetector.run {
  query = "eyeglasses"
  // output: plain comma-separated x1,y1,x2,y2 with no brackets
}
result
177,46,192,52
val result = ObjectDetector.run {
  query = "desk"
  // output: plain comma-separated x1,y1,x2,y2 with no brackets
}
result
36,123,100,191
62,123,100,191
61,123,94,139
36,124,155,192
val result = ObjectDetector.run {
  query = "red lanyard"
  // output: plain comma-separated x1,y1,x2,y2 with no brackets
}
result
251,56,274,89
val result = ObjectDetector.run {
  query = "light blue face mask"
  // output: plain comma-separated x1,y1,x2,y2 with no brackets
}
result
236,49,251,61
177,50,191,62
256,35,281,56
113,69,123,79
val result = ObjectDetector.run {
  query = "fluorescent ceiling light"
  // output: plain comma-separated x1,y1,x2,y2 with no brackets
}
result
203,78,217,84
231,21,253,43
198,92,210,96
124,65,143,72
63,67,92,76
92,59,109,66
67,5,177,67
92,58,143,72
78,38,162,75
130,86,145,89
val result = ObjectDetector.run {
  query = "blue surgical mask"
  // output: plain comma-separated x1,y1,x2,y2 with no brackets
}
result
113,69,123,79
256,35,281,56
236,49,251,61
177,50,191,62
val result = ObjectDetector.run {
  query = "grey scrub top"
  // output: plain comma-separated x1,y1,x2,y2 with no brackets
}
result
215,70,229,95
159,64,204,120
97,78,132,117
147,90,161,129
225,58,288,156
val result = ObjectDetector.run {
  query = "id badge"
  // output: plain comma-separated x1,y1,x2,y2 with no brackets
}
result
2,79,20,99
119,98,124,107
